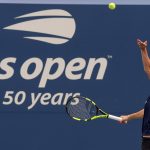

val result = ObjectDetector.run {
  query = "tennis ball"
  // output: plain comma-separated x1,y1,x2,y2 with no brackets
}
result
108,2,116,10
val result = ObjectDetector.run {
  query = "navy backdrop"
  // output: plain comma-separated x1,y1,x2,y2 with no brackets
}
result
0,4,150,150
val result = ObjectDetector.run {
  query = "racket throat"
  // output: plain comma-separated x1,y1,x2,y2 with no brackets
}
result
91,115,109,120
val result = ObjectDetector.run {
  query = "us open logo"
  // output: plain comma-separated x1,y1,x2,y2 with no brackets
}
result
1,9,107,89
0,9,108,108
4,9,76,45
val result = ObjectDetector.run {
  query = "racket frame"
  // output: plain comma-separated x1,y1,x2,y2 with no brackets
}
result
66,96,109,121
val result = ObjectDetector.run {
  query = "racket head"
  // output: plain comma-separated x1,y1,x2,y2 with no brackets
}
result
66,96,108,121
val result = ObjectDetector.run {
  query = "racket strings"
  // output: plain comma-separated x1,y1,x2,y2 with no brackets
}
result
66,97,97,120
69,107,90,120
68,101,91,119
67,104,84,118
68,101,90,119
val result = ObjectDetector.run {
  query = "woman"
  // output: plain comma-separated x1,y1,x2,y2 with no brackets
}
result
121,39,150,150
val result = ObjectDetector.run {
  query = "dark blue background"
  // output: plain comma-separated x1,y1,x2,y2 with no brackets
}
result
0,4,150,150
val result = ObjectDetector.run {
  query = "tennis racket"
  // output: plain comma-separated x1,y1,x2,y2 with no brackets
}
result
66,96,123,122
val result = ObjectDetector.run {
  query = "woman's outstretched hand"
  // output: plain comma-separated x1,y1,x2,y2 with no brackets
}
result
137,39,147,50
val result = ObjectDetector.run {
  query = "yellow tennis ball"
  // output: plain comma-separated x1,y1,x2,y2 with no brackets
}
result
108,2,116,10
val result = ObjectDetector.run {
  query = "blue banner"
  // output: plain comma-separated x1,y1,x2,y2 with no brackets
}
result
0,4,149,150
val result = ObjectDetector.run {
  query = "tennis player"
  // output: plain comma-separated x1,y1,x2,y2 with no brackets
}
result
120,39,150,150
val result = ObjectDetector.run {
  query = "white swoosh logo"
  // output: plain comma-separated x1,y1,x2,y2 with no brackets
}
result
4,9,76,45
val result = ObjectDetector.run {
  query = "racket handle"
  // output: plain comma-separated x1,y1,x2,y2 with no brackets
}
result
108,114,122,122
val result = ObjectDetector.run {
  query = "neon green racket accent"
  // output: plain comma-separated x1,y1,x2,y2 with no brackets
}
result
85,97,92,102
91,101,96,105
73,117,88,121
73,117,81,121
91,115,108,120
85,97,96,105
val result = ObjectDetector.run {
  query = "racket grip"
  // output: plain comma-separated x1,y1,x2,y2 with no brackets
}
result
108,114,122,122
